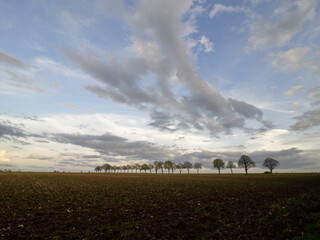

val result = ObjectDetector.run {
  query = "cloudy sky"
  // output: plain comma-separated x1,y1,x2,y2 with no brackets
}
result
0,0,319,173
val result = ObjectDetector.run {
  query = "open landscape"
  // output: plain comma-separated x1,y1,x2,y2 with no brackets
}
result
1,172,319,239
1,1,320,239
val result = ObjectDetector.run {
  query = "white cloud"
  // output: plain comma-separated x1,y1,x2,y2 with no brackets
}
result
209,4,243,18
249,0,317,48
284,85,303,96
271,47,320,76
198,35,214,53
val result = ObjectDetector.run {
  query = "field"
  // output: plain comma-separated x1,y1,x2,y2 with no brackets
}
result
0,173,320,239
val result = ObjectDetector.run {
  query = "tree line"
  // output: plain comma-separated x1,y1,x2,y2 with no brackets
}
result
94,155,279,175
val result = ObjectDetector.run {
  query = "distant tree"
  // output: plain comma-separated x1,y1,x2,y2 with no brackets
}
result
126,165,131,173
177,163,184,174
194,163,202,174
238,155,255,175
164,161,173,173
263,158,279,173
141,164,149,173
134,164,141,173
226,161,236,174
102,163,111,173
148,164,154,173
213,159,225,175
154,161,159,173
159,161,164,174
184,161,193,174
94,166,102,173
171,163,177,174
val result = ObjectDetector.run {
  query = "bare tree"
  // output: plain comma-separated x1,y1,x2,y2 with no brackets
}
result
194,163,202,174
213,159,225,175
238,155,255,175
184,161,193,174
226,161,236,174
263,158,279,173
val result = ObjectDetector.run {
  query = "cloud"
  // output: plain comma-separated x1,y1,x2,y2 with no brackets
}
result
249,0,317,48
5,70,47,93
284,85,303,96
0,150,11,166
52,132,178,162
209,4,243,18
198,35,214,53
290,86,320,131
308,86,320,100
0,120,42,145
0,122,27,139
60,102,76,108
0,50,26,68
61,0,272,136
291,108,320,131
271,47,320,76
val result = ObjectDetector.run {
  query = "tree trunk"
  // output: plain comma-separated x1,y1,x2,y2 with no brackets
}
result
197,169,199,174
245,167,248,175
187,169,190,174
218,168,220,175
231,168,233,174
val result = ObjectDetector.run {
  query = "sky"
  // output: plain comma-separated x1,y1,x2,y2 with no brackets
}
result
0,0,319,173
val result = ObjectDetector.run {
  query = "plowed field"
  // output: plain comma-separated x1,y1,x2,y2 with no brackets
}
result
0,173,319,239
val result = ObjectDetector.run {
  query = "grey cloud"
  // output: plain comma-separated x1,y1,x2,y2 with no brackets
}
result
290,108,320,131
228,98,262,119
148,110,177,132
0,120,44,144
0,50,26,68
0,122,27,139
61,0,272,136
57,158,98,168
52,132,176,161
180,147,314,170
290,86,320,131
